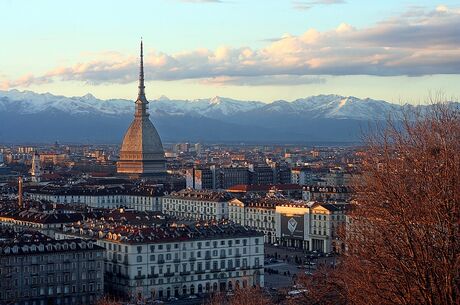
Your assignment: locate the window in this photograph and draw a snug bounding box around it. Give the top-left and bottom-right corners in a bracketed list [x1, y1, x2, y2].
[150, 255, 155, 262]
[137, 256, 142, 263]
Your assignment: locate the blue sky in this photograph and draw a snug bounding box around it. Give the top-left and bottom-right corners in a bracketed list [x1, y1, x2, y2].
[1, 0, 459, 103]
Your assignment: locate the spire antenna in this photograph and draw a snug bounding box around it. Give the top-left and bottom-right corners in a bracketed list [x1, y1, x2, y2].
[138, 38, 145, 99]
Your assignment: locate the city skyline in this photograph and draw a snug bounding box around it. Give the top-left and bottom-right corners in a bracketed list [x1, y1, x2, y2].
[1, 0, 460, 104]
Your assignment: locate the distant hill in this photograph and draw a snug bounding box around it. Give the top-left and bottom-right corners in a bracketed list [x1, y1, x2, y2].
[0, 90, 454, 144]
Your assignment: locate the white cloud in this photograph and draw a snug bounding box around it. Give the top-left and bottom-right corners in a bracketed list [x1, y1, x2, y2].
[2, 5, 459, 89]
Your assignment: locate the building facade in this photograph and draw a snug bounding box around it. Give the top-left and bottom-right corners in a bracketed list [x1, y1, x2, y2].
[0, 228, 104, 305]
[275, 202, 349, 252]
[161, 190, 232, 220]
[55, 222, 264, 301]
[25, 184, 163, 212]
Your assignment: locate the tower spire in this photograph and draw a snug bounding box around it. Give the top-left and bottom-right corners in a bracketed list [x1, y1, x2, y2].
[135, 39, 149, 118]
[138, 39, 145, 99]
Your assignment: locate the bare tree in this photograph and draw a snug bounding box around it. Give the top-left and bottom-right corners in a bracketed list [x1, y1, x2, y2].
[341, 103, 460, 305]
[293, 102, 459, 305]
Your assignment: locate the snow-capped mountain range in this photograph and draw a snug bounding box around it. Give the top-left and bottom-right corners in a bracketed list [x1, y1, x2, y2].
[0, 89, 399, 120]
[0, 90, 451, 143]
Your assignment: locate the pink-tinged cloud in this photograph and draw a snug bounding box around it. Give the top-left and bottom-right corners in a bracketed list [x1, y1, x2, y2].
[2, 5, 460, 89]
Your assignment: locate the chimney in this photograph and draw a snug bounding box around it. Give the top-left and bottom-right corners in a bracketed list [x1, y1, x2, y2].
[18, 176, 23, 208]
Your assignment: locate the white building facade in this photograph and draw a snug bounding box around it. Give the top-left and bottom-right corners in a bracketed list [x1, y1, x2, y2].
[55, 222, 264, 301]
[26, 190, 162, 211]
[161, 190, 231, 220]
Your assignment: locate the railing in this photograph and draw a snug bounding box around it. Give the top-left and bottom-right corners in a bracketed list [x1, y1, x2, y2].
[158, 259, 165, 264]
[180, 271, 191, 276]
[164, 272, 175, 277]
[189, 257, 196, 261]
[173, 259, 181, 263]
[134, 275, 145, 280]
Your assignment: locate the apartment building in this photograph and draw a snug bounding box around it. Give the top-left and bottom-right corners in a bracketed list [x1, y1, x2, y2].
[55, 221, 264, 301]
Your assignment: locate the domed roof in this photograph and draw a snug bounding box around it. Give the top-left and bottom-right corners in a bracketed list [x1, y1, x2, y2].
[120, 116, 165, 160]
[117, 40, 166, 176]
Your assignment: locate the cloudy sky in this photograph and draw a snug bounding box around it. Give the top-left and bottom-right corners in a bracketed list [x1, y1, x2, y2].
[1, 0, 459, 103]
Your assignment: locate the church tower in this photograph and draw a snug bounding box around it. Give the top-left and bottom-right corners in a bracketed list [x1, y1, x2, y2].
[117, 41, 166, 178]
[31, 152, 41, 183]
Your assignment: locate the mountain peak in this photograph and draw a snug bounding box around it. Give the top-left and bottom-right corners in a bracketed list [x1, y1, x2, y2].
[210, 96, 222, 105]
[82, 93, 96, 100]
[157, 95, 170, 101]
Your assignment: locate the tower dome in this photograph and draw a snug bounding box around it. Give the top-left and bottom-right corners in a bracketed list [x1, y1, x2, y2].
[117, 41, 166, 177]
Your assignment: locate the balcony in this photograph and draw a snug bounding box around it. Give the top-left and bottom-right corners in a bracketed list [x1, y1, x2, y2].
[226, 267, 236, 271]
[189, 257, 196, 261]
[220, 254, 226, 259]
[164, 272, 175, 277]
[134, 275, 146, 280]
[180, 271, 191, 276]
[173, 259, 181, 263]
[195, 270, 205, 274]
[157, 259, 165, 264]
[205, 255, 212, 260]
[235, 253, 241, 257]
